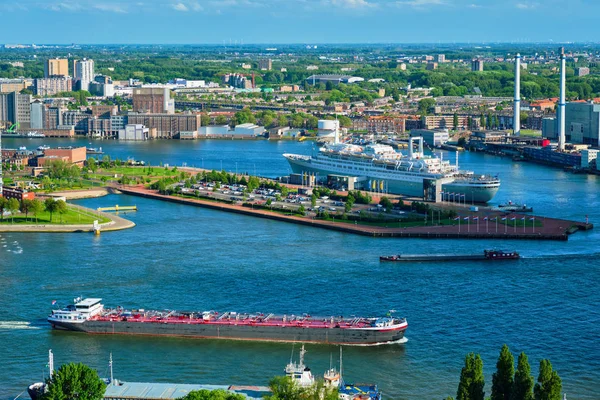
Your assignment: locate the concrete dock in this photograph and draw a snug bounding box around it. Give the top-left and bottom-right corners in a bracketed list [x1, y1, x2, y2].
[116, 185, 591, 241]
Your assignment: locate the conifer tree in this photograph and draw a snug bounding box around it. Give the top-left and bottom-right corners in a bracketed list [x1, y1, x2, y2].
[533, 360, 562, 400]
[491, 345, 514, 400]
[457, 353, 485, 400]
[512, 352, 534, 400]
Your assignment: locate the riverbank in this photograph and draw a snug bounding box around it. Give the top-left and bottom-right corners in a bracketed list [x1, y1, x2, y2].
[0, 203, 135, 233]
[116, 185, 591, 240]
[46, 188, 114, 199]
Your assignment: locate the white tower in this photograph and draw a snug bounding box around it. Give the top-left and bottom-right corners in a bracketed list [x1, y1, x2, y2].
[558, 48, 566, 151]
[514, 54, 521, 136]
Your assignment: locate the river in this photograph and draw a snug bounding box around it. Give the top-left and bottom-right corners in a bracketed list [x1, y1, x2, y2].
[0, 138, 598, 399]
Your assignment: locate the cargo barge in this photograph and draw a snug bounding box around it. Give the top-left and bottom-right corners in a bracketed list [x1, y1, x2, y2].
[48, 298, 408, 345]
[380, 250, 520, 262]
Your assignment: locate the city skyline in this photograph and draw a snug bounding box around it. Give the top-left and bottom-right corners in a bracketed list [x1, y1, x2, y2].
[0, 0, 598, 44]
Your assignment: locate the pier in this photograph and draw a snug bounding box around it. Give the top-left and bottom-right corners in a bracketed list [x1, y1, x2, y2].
[97, 205, 138, 212]
[115, 185, 591, 241]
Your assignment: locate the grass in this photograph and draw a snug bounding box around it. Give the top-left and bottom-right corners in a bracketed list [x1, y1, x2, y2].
[0, 205, 111, 225]
[518, 129, 542, 137]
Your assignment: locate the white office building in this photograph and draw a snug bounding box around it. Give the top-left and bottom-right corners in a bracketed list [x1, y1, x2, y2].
[74, 58, 95, 91]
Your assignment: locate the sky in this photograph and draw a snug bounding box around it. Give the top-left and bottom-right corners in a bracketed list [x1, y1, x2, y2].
[0, 0, 598, 44]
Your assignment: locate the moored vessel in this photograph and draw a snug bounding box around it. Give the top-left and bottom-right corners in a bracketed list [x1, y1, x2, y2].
[380, 250, 520, 262]
[48, 298, 408, 345]
[284, 134, 500, 203]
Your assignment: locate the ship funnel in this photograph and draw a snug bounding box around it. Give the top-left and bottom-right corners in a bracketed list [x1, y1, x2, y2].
[514, 53, 521, 136]
[408, 137, 414, 159]
[558, 48, 566, 151]
[417, 137, 424, 157]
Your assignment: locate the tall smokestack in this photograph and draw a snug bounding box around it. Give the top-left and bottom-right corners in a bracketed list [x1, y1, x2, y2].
[514, 53, 521, 136]
[558, 47, 566, 151]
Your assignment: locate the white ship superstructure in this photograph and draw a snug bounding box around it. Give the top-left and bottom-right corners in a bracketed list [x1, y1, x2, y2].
[284, 136, 500, 203]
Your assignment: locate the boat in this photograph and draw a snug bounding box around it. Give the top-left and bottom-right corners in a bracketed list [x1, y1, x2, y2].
[86, 147, 103, 155]
[37, 145, 50, 151]
[287, 345, 382, 400]
[27, 350, 54, 399]
[19, 146, 27, 151]
[380, 250, 520, 262]
[324, 348, 382, 400]
[283, 134, 500, 203]
[48, 298, 408, 345]
[497, 201, 533, 212]
[26, 131, 45, 138]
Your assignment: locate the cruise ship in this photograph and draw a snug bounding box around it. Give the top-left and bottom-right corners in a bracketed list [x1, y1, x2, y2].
[284, 136, 500, 203]
[48, 298, 408, 345]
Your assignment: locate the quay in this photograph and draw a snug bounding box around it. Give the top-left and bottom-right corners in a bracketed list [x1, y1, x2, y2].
[116, 185, 591, 241]
[97, 205, 138, 212]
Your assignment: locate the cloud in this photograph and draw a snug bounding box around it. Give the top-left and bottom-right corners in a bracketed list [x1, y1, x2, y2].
[329, 0, 376, 8]
[171, 1, 204, 11]
[395, 0, 448, 7]
[516, 2, 538, 9]
[93, 3, 127, 13]
[171, 2, 188, 11]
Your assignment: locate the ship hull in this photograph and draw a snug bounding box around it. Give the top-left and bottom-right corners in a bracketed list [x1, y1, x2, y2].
[286, 156, 499, 202]
[49, 320, 407, 345]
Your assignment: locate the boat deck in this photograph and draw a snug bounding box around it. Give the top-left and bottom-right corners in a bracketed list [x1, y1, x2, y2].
[91, 311, 405, 330]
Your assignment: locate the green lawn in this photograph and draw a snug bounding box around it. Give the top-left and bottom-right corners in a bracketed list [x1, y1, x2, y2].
[0, 206, 111, 225]
[518, 129, 542, 137]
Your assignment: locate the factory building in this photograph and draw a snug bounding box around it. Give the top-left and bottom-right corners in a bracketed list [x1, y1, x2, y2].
[305, 75, 364, 85]
[542, 102, 600, 146]
[132, 88, 174, 114]
[410, 129, 449, 147]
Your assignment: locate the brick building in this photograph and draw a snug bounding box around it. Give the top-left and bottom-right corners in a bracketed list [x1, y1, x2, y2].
[127, 113, 201, 139]
[132, 88, 174, 114]
[2, 187, 35, 201]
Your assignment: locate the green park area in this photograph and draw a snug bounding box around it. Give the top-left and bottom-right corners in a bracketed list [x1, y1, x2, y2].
[0, 198, 110, 225]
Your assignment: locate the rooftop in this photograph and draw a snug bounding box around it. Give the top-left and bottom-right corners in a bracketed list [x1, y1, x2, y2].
[103, 382, 270, 400]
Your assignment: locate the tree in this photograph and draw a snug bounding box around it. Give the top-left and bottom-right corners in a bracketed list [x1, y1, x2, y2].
[512, 352, 534, 400]
[457, 353, 485, 400]
[178, 389, 245, 400]
[45, 198, 58, 222]
[491, 345, 514, 400]
[480, 114, 485, 128]
[277, 114, 289, 127]
[216, 115, 228, 125]
[42, 362, 106, 400]
[87, 157, 97, 173]
[0, 197, 7, 222]
[453, 112, 459, 130]
[417, 98, 436, 115]
[30, 199, 44, 224]
[379, 196, 393, 212]
[21, 199, 33, 222]
[533, 360, 562, 400]
[7, 198, 19, 224]
[298, 204, 306, 216]
[56, 200, 68, 223]
[311, 194, 317, 208]
[200, 113, 211, 127]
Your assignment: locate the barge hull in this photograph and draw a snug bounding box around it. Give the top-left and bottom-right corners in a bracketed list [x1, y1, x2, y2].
[49, 320, 407, 345]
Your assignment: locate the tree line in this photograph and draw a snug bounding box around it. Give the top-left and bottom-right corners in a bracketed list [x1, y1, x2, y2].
[448, 345, 562, 400]
[0, 197, 68, 223]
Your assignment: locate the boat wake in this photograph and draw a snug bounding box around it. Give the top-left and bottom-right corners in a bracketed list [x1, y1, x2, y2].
[0, 321, 41, 330]
[347, 336, 408, 347]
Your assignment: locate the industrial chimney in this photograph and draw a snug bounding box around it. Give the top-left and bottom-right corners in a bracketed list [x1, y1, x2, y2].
[514, 53, 521, 136]
[558, 47, 566, 151]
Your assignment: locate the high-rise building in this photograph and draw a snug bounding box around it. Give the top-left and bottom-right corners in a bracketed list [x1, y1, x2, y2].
[74, 58, 95, 91]
[437, 54, 446, 63]
[0, 92, 32, 128]
[45, 58, 69, 78]
[576, 67, 590, 77]
[132, 87, 174, 114]
[30, 101, 44, 129]
[471, 59, 484, 72]
[259, 59, 272, 71]
[35, 77, 73, 96]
